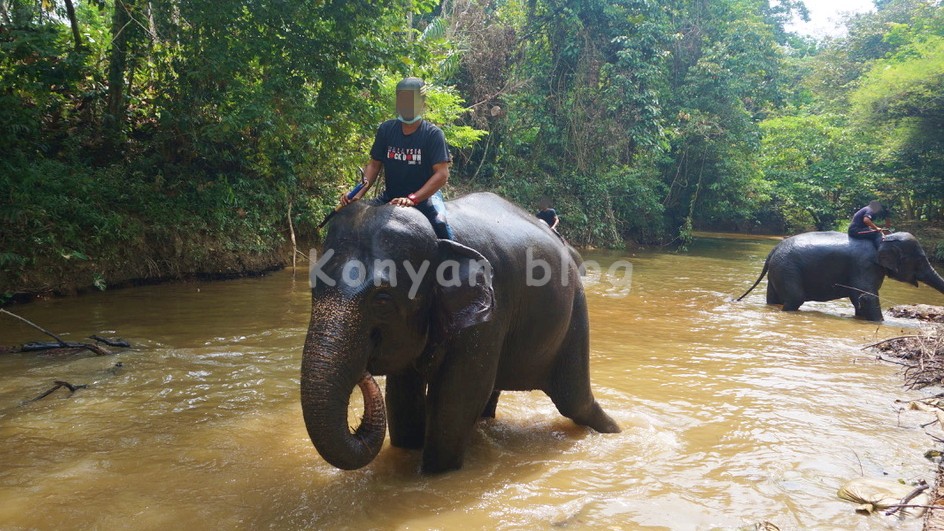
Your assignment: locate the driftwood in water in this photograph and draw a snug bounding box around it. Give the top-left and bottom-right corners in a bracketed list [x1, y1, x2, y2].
[23, 380, 88, 404]
[0, 308, 126, 355]
[870, 325, 944, 389]
[89, 335, 131, 348]
[889, 304, 944, 323]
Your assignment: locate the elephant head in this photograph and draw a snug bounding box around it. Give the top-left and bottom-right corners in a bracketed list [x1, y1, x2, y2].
[301, 203, 494, 470]
[877, 232, 944, 293]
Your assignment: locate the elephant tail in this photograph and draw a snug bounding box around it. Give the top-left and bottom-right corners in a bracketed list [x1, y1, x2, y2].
[735, 258, 769, 302]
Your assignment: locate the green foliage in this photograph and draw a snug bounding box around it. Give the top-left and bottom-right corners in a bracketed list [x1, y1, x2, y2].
[0, 0, 489, 293]
[3, 0, 943, 298]
[759, 114, 874, 230]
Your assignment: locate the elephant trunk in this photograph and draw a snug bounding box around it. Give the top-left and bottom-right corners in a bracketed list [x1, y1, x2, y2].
[300, 298, 386, 470]
[918, 261, 944, 295]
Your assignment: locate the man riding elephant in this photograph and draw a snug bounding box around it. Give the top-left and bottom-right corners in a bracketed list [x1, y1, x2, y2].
[340, 77, 455, 240]
[848, 200, 891, 247]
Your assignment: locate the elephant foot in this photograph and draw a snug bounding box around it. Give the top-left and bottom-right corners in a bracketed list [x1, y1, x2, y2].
[421, 448, 464, 475]
[389, 434, 424, 450]
[582, 403, 621, 434]
[480, 390, 500, 419]
[561, 400, 621, 434]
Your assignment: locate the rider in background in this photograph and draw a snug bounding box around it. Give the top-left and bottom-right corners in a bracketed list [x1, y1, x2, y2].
[848, 200, 891, 247]
[537, 200, 559, 231]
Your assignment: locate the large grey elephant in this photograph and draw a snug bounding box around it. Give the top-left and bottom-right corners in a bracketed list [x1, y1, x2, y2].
[302, 192, 619, 474]
[736, 231, 944, 321]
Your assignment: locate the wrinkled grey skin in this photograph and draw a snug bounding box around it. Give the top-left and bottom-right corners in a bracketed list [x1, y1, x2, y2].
[737, 232, 944, 321]
[301, 192, 620, 474]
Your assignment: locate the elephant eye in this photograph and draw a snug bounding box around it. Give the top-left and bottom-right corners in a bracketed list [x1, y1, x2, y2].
[374, 292, 392, 304]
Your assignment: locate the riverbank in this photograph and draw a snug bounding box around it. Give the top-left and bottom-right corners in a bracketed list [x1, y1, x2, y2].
[4, 220, 942, 306]
[0, 227, 291, 305]
[867, 318, 944, 528]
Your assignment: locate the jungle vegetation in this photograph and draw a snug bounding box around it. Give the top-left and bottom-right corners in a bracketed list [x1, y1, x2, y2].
[1, 0, 942, 296]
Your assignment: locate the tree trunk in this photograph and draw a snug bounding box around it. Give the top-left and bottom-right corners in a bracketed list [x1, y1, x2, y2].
[106, 0, 135, 143]
[63, 0, 83, 50]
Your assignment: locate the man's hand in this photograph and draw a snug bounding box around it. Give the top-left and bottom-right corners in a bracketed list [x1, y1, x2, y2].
[340, 189, 363, 206]
[390, 197, 416, 207]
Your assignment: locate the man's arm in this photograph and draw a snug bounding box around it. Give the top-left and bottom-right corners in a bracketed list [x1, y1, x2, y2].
[390, 161, 449, 206]
[862, 215, 889, 233]
[340, 159, 382, 205]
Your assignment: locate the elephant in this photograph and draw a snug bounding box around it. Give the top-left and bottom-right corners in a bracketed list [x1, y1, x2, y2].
[736, 231, 944, 321]
[301, 192, 620, 474]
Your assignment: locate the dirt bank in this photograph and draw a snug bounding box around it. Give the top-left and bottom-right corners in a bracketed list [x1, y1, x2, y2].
[868, 317, 944, 528]
[0, 235, 295, 305]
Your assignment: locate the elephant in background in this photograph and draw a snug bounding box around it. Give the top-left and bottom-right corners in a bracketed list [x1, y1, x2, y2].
[301, 192, 619, 474]
[736, 231, 944, 321]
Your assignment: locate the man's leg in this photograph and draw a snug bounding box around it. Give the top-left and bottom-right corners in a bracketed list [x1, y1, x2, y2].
[849, 228, 883, 248]
[414, 191, 455, 240]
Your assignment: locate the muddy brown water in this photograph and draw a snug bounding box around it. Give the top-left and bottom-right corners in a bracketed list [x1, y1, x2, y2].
[2, 233, 944, 529]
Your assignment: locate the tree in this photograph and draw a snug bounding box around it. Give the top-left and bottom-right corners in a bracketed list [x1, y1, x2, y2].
[759, 114, 874, 230]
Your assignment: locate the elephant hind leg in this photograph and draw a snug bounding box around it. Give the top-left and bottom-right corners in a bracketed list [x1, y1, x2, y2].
[766, 283, 782, 305]
[546, 296, 620, 434]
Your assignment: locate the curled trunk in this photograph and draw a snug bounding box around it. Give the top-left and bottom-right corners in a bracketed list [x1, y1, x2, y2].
[918, 261, 944, 295]
[300, 299, 386, 470]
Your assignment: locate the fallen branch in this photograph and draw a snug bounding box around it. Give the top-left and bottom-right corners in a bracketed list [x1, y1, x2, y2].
[877, 355, 913, 368]
[0, 308, 112, 356]
[0, 308, 68, 344]
[885, 481, 929, 516]
[881, 504, 943, 512]
[23, 380, 88, 404]
[862, 336, 924, 350]
[89, 335, 130, 348]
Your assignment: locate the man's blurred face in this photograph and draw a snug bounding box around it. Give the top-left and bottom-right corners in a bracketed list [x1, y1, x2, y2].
[396, 90, 414, 120]
[396, 90, 422, 120]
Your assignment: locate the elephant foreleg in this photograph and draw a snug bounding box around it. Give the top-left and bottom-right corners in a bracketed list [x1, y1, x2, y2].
[480, 390, 500, 419]
[851, 293, 884, 322]
[422, 339, 501, 474]
[386, 370, 426, 450]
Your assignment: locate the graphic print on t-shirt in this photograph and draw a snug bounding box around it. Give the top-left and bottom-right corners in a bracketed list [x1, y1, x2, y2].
[386, 146, 422, 165]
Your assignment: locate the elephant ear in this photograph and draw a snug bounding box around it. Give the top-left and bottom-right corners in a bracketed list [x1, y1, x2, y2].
[877, 241, 901, 273]
[431, 240, 495, 338]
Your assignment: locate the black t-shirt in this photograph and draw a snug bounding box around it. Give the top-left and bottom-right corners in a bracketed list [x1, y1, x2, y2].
[369, 119, 451, 198]
[849, 205, 884, 233]
[537, 208, 557, 226]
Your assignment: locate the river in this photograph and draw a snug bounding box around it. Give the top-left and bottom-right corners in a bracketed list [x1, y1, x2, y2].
[2, 233, 944, 529]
